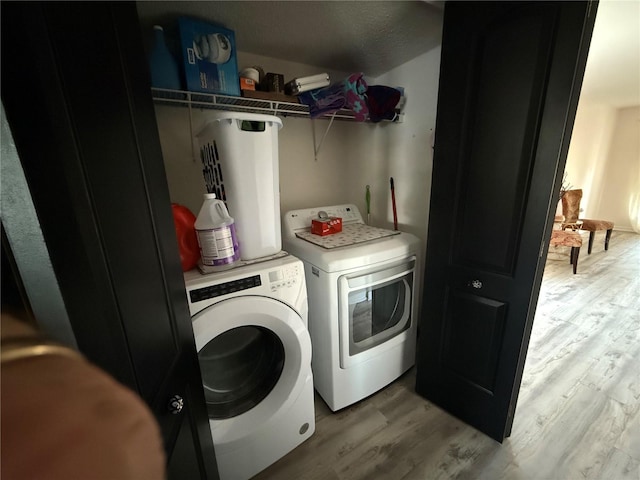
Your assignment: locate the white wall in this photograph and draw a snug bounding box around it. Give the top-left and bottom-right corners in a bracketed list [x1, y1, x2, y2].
[600, 106, 640, 232]
[155, 48, 442, 248]
[564, 103, 616, 215]
[564, 104, 640, 232]
[364, 47, 442, 245]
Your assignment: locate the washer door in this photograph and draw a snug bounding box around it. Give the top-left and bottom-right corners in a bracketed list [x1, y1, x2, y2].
[192, 295, 311, 447]
[199, 324, 284, 420]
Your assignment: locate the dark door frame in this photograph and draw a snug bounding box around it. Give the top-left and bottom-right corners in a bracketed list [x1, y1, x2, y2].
[1, 2, 218, 478]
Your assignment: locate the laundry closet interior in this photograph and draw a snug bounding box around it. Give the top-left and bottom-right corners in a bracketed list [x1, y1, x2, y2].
[135, 2, 444, 479]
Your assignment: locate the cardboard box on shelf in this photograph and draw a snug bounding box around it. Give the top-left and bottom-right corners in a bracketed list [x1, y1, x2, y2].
[177, 17, 240, 96]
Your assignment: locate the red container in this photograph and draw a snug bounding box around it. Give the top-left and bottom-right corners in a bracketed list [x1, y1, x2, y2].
[311, 217, 342, 236]
[171, 204, 200, 271]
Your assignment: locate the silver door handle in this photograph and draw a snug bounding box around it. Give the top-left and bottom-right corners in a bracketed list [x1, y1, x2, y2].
[168, 395, 184, 414]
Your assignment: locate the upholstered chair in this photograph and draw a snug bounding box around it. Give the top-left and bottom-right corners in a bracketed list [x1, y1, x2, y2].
[549, 230, 582, 274]
[579, 219, 614, 254]
[560, 188, 615, 254]
[561, 189, 582, 224]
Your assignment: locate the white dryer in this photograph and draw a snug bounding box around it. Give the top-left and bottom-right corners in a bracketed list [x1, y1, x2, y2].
[283, 204, 421, 411]
[184, 255, 314, 480]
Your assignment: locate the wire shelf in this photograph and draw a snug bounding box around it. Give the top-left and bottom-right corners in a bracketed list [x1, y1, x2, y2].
[151, 88, 361, 121]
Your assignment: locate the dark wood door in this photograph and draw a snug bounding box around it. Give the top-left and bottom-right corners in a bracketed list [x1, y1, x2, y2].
[1, 3, 218, 478]
[415, 1, 596, 442]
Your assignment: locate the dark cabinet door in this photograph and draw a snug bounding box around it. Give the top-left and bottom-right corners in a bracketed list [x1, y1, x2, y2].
[415, 1, 596, 442]
[1, 2, 217, 477]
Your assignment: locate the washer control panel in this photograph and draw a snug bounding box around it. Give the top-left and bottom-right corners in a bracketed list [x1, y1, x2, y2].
[190, 275, 261, 303]
[268, 263, 302, 292]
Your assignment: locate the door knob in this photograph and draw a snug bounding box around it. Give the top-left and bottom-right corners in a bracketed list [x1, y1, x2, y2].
[168, 395, 184, 414]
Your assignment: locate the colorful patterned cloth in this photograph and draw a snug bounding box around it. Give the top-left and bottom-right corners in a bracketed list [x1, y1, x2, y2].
[343, 73, 368, 121]
[298, 72, 369, 121]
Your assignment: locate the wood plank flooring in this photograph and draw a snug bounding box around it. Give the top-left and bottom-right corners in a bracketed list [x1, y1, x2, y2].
[254, 230, 640, 480]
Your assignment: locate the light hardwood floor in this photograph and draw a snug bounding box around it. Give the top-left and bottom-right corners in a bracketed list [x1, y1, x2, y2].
[254, 230, 640, 480]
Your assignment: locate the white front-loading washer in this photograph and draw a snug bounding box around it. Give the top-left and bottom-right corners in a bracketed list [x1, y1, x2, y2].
[184, 255, 315, 480]
[283, 204, 421, 412]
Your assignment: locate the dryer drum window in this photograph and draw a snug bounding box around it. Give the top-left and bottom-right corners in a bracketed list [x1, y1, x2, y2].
[348, 274, 413, 356]
[198, 325, 285, 419]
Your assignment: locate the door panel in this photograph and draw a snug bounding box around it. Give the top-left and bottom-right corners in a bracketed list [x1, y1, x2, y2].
[416, 1, 596, 442]
[441, 291, 507, 393]
[455, 7, 554, 272]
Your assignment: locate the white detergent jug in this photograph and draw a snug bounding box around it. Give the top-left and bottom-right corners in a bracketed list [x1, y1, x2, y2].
[195, 193, 240, 270]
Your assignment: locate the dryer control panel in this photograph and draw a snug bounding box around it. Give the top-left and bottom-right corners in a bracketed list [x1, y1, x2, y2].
[283, 204, 363, 234]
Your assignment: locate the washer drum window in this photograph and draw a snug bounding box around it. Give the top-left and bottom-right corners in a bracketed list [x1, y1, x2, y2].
[199, 325, 285, 419]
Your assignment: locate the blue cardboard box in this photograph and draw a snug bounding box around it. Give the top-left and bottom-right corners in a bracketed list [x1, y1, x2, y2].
[177, 17, 240, 96]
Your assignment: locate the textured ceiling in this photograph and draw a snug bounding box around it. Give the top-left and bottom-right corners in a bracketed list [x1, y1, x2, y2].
[136, 1, 444, 77]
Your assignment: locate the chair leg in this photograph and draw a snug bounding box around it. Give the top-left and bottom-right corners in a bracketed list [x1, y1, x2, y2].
[571, 246, 579, 274]
[605, 229, 612, 251]
[588, 231, 595, 254]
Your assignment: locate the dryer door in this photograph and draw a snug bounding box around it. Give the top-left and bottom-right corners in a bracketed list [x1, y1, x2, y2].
[338, 257, 417, 369]
[191, 295, 311, 448]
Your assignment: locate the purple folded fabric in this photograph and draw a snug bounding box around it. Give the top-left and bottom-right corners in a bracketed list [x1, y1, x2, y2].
[299, 73, 370, 120]
[298, 83, 346, 118]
